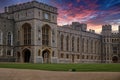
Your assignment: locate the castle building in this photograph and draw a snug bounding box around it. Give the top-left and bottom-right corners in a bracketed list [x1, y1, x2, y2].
[0, 1, 120, 63]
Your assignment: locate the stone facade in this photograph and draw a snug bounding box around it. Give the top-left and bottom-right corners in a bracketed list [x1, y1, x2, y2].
[0, 1, 120, 63]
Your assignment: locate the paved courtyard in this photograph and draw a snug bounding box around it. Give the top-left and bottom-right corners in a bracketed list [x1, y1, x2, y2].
[0, 68, 120, 80]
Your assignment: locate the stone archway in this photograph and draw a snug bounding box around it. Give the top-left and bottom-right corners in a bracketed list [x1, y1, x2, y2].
[42, 50, 50, 63]
[112, 56, 118, 63]
[22, 49, 31, 63]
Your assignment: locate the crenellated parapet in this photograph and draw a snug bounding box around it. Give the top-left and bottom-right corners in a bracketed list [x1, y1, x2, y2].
[102, 25, 112, 31]
[72, 22, 87, 31]
[6, 1, 57, 14]
[101, 25, 112, 36]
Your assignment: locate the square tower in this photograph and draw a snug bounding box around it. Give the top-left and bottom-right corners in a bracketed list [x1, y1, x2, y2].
[4, 0, 58, 63]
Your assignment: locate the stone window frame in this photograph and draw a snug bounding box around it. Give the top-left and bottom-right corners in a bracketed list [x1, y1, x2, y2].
[77, 55, 80, 59]
[66, 54, 69, 59]
[0, 30, 3, 44]
[0, 49, 3, 56]
[52, 51, 54, 57]
[22, 23, 31, 45]
[7, 32, 13, 45]
[38, 50, 41, 56]
[77, 37, 79, 52]
[60, 53, 64, 58]
[6, 50, 11, 56]
[66, 35, 69, 51]
[61, 35, 64, 51]
[42, 24, 51, 46]
[72, 37, 74, 51]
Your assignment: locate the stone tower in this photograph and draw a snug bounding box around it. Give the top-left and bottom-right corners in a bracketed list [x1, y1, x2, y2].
[101, 25, 112, 63]
[101, 25, 112, 36]
[4, 0, 58, 63]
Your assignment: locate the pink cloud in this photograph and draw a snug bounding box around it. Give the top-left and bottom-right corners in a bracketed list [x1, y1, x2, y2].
[77, 0, 80, 3]
[56, 0, 98, 24]
[52, 0, 119, 33]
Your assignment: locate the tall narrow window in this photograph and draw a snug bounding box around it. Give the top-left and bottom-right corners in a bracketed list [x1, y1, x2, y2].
[86, 39, 88, 53]
[22, 23, 31, 45]
[0, 49, 3, 56]
[38, 50, 41, 56]
[91, 40, 93, 53]
[77, 38, 79, 52]
[26, 12, 27, 16]
[72, 37, 74, 51]
[0, 31, 3, 44]
[18, 31, 20, 40]
[61, 35, 64, 50]
[82, 38, 84, 52]
[66, 36, 69, 51]
[39, 12, 40, 16]
[42, 24, 51, 46]
[7, 50, 11, 56]
[66, 54, 69, 58]
[7, 32, 12, 45]
[60, 53, 64, 58]
[52, 51, 54, 57]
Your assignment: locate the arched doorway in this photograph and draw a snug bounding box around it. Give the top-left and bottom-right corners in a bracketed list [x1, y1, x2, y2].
[112, 56, 118, 63]
[42, 50, 50, 63]
[22, 49, 31, 63]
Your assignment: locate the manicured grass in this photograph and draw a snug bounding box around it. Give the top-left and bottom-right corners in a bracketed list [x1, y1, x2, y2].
[0, 63, 120, 72]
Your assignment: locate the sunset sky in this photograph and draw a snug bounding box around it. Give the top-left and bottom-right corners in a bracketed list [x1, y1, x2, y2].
[0, 0, 120, 33]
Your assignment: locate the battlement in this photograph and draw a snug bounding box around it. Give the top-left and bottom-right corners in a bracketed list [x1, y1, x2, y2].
[102, 25, 112, 31]
[5, 0, 57, 14]
[72, 22, 87, 31]
[89, 29, 95, 33]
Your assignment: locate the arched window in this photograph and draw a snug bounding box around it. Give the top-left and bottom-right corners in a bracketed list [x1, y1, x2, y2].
[22, 23, 31, 45]
[0, 31, 3, 44]
[66, 36, 69, 51]
[77, 38, 79, 52]
[7, 32, 12, 45]
[61, 35, 64, 50]
[42, 24, 51, 46]
[72, 37, 74, 51]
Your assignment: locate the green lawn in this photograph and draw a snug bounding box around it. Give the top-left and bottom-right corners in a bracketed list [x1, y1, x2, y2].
[0, 63, 120, 72]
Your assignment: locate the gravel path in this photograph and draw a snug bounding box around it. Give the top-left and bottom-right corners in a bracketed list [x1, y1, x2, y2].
[0, 68, 120, 80]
